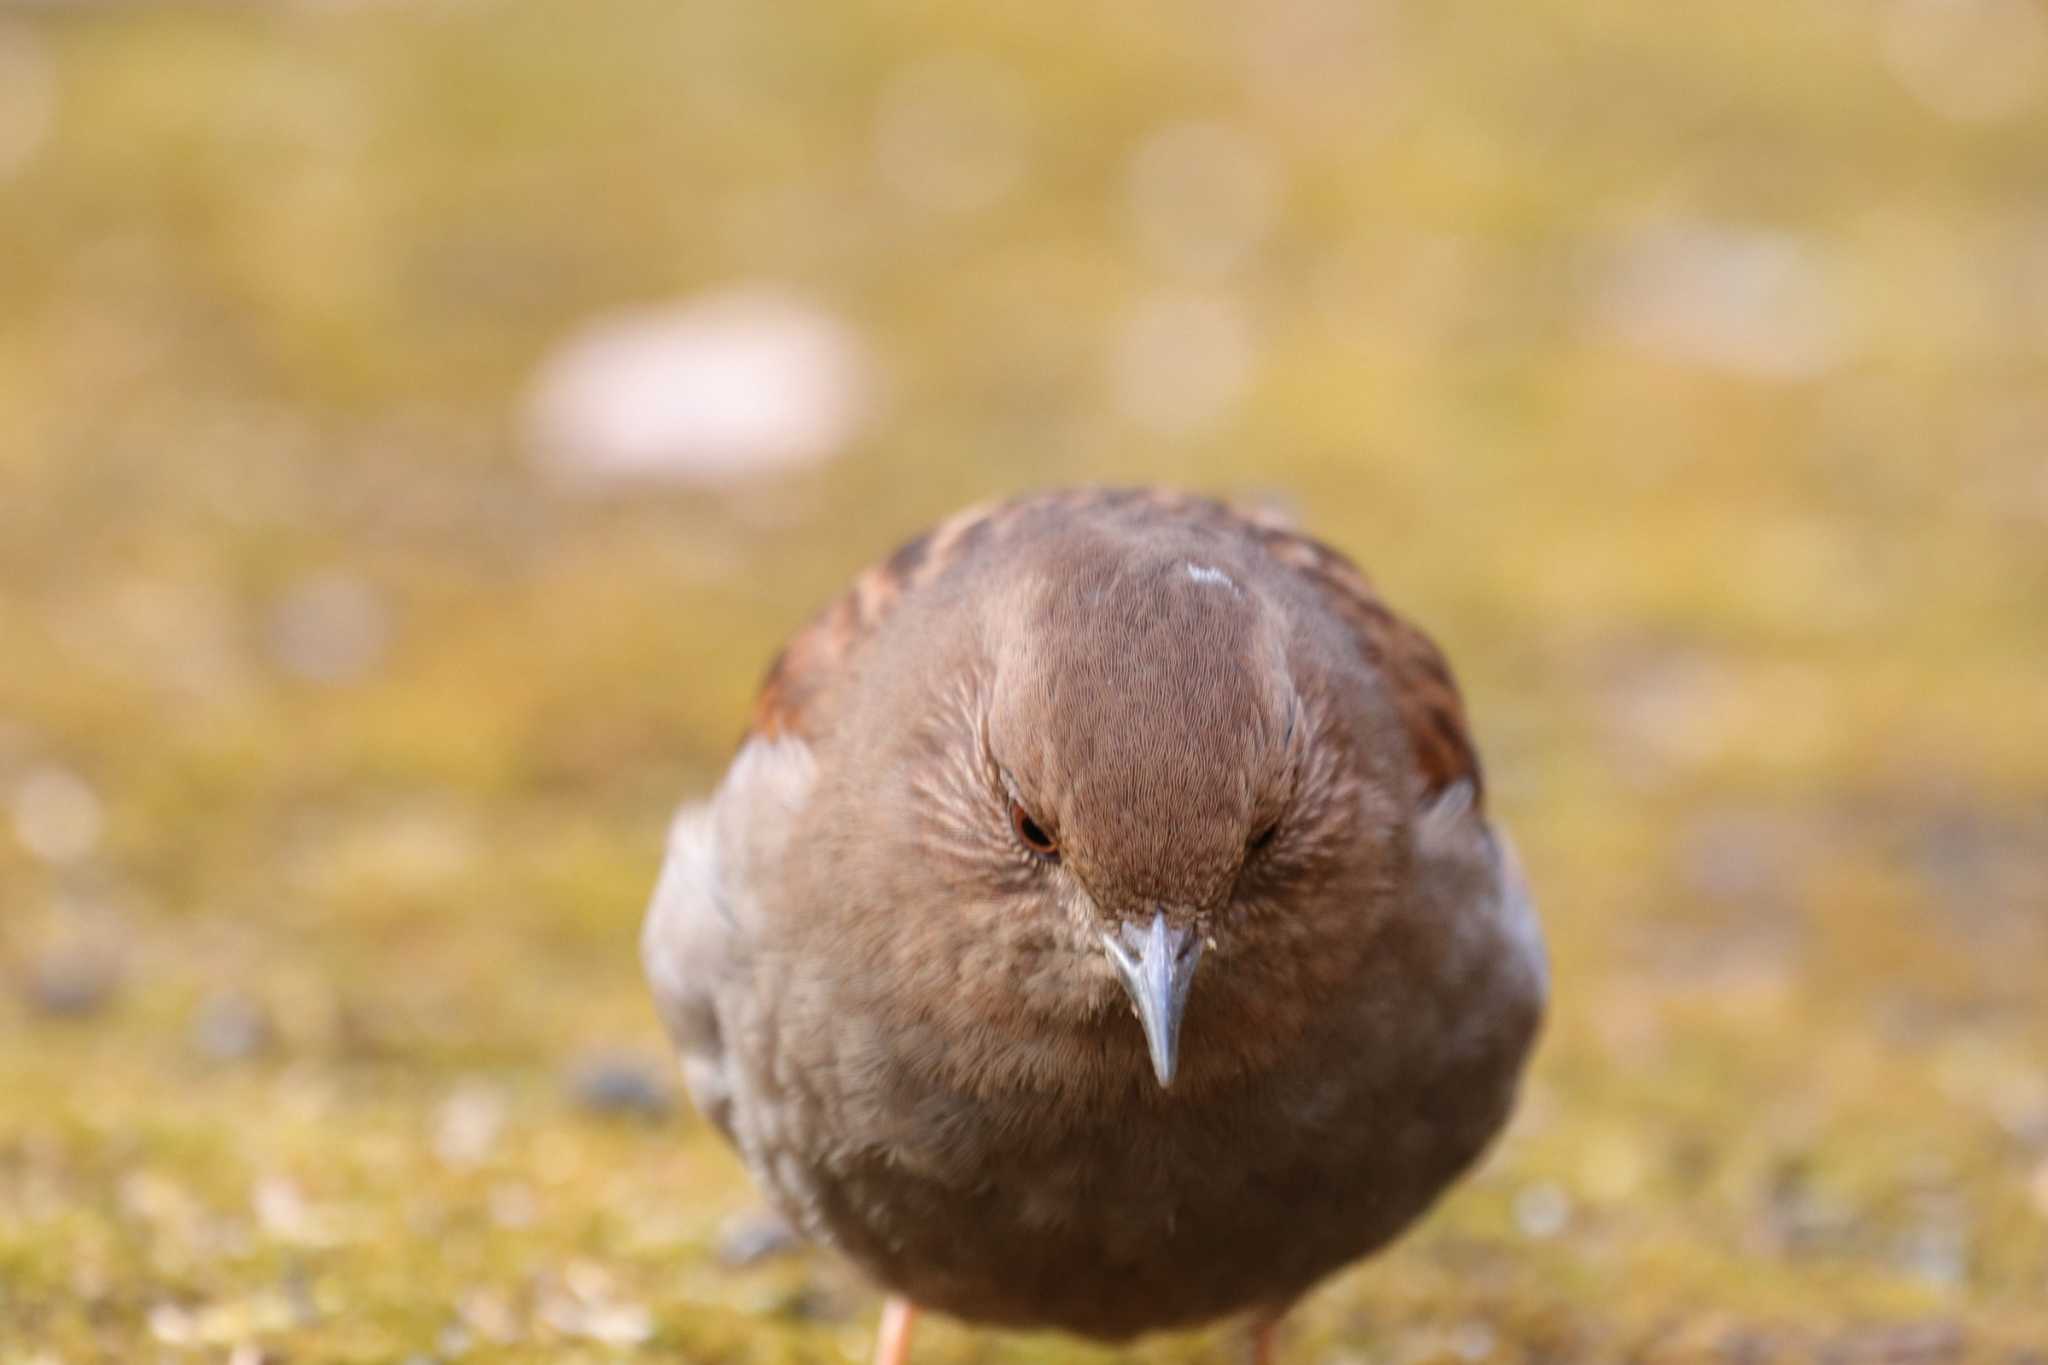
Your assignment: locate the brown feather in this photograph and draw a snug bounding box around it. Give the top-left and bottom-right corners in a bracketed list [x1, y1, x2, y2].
[649, 485, 1544, 1345]
[748, 489, 1482, 805]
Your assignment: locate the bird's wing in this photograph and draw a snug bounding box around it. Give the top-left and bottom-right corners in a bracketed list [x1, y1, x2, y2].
[1227, 509, 1486, 808]
[748, 489, 1482, 807]
[1412, 778, 1548, 1034]
[747, 497, 1003, 742]
[1242, 508, 1533, 1005]
[642, 736, 817, 1142]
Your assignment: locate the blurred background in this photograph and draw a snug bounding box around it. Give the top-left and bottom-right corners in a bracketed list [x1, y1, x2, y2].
[2, 0, 2046, 1360]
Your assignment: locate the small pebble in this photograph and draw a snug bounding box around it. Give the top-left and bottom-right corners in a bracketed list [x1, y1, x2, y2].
[1896, 1221, 1970, 1289]
[1513, 1181, 1572, 1240]
[537, 1263, 655, 1347]
[252, 1176, 339, 1248]
[192, 992, 274, 1062]
[25, 948, 120, 1019]
[434, 1083, 507, 1168]
[1449, 1320, 1498, 1361]
[9, 765, 104, 864]
[566, 1050, 675, 1120]
[577, 1302, 655, 1346]
[456, 1287, 521, 1344]
[773, 1281, 852, 1324]
[718, 1208, 802, 1267]
[147, 1303, 198, 1346]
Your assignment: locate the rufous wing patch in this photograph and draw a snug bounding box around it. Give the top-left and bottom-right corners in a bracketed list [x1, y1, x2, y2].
[1235, 513, 1483, 806]
[748, 500, 998, 741]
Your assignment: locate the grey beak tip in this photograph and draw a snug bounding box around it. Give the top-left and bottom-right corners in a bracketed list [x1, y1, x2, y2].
[1103, 911, 1203, 1091]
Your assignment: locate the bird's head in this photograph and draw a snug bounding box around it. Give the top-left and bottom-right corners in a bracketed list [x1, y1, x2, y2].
[983, 541, 1313, 1087]
[828, 519, 1409, 1094]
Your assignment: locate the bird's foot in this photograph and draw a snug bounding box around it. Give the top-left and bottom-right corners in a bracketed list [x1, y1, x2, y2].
[873, 1295, 920, 1365]
[1247, 1309, 1287, 1365]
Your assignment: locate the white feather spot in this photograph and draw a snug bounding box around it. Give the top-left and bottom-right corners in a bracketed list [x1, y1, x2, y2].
[1184, 562, 1235, 590]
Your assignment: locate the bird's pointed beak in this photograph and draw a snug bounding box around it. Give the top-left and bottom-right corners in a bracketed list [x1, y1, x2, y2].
[1102, 911, 1204, 1088]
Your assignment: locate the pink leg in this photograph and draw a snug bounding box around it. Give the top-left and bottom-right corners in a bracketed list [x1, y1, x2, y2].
[1248, 1310, 1285, 1365]
[874, 1295, 920, 1365]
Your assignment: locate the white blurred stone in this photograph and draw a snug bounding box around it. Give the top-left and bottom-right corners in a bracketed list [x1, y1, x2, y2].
[9, 765, 103, 864]
[0, 22, 54, 187]
[269, 571, 388, 685]
[433, 1082, 506, 1168]
[456, 1287, 522, 1344]
[1882, 0, 2046, 125]
[254, 1176, 308, 1241]
[1125, 120, 1283, 280]
[525, 289, 871, 487]
[1112, 289, 1255, 437]
[562, 1299, 654, 1347]
[1513, 1181, 1571, 1239]
[253, 1175, 340, 1247]
[565, 1048, 675, 1119]
[538, 1261, 654, 1347]
[0, 719, 31, 767]
[1449, 1321, 1499, 1362]
[1594, 224, 1845, 379]
[121, 1170, 198, 1227]
[148, 1303, 200, 1347]
[873, 53, 1033, 216]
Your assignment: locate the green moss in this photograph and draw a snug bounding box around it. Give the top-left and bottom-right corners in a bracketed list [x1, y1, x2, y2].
[2, 0, 2045, 1358]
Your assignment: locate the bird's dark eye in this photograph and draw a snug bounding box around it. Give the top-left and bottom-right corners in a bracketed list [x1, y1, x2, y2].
[1011, 801, 1059, 860]
[1249, 822, 1280, 856]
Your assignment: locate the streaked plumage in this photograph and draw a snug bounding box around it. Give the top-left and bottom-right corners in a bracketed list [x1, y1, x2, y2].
[644, 488, 1545, 1355]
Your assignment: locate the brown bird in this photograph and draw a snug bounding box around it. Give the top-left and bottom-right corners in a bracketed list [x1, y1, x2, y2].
[643, 489, 1546, 1362]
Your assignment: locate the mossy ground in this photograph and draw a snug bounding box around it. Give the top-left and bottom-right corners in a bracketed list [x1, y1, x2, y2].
[2, 1, 2046, 1360]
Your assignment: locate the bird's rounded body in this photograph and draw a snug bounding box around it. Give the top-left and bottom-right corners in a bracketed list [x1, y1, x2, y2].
[645, 489, 1545, 1345]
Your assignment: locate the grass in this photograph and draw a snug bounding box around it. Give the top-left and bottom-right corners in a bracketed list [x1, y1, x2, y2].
[2, 0, 2046, 1359]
